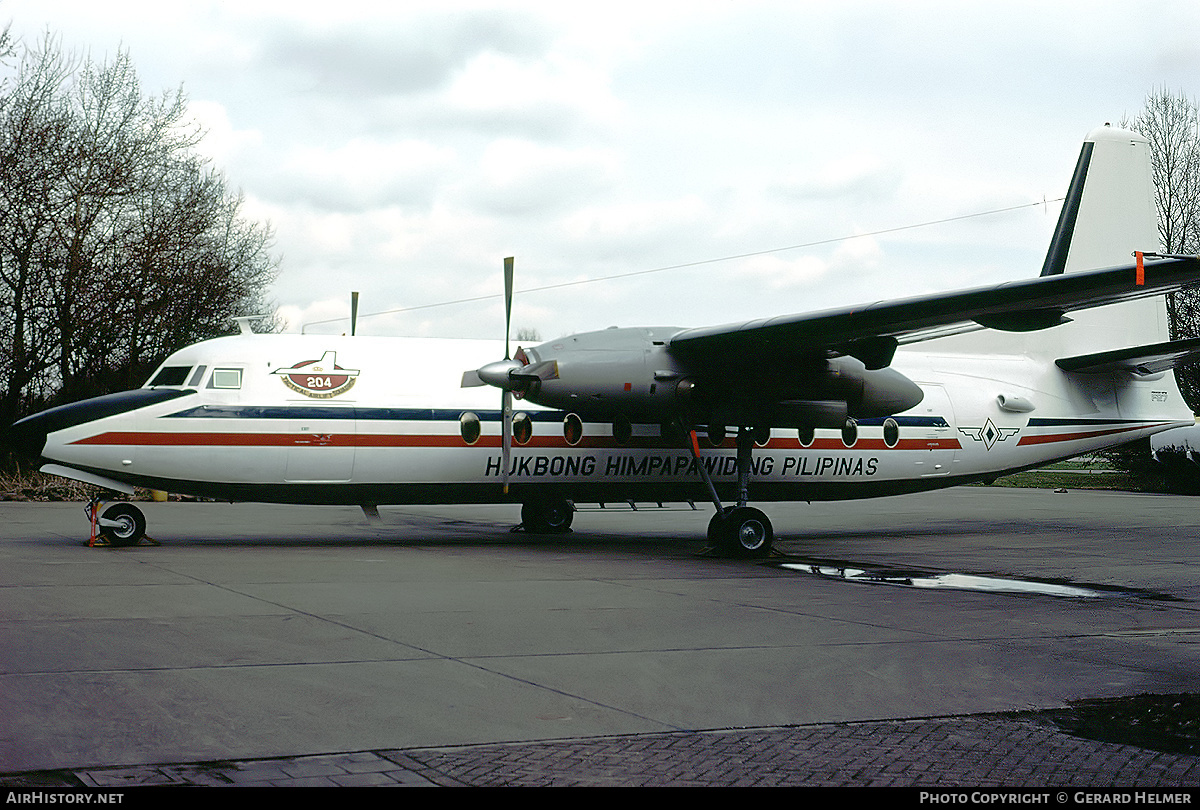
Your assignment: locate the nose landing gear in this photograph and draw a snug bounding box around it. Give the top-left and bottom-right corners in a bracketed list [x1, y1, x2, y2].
[88, 500, 150, 547]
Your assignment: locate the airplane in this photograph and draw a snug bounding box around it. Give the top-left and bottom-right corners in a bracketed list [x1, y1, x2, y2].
[9, 124, 1200, 557]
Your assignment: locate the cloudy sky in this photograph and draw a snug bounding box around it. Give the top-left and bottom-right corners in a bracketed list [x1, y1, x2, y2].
[4, 0, 1199, 342]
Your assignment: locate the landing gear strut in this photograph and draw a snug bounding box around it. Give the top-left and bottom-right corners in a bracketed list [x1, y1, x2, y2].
[687, 425, 774, 558]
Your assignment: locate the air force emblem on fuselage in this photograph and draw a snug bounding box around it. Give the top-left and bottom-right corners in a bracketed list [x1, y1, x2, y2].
[959, 419, 1021, 451]
[274, 351, 360, 398]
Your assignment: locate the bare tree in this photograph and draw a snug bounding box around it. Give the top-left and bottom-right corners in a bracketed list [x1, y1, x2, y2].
[1124, 88, 1200, 410]
[0, 33, 78, 420]
[0, 32, 279, 424]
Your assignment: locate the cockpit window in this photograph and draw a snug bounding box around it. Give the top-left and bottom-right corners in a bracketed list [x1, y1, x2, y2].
[187, 366, 207, 387]
[149, 366, 191, 387]
[208, 368, 243, 389]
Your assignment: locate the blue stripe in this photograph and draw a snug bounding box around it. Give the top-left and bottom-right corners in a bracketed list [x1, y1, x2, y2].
[163, 405, 568, 422]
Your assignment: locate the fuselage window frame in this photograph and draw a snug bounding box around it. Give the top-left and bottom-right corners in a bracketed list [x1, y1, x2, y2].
[841, 418, 858, 448]
[460, 412, 481, 445]
[187, 366, 208, 387]
[883, 417, 900, 449]
[148, 366, 192, 387]
[512, 412, 533, 445]
[208, 368, 243, 390]
[563, 413, 583, 446]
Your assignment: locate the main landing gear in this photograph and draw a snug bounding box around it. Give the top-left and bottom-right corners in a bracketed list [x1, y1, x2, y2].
[87, 499, 150, 547]
[520, 495, 575, 534]
[707, 505, 773, 558]
[687, 426, 774, 558]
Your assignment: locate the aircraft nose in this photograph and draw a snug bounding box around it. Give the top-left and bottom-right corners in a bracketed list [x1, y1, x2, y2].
[7, 412, 50, 460]
[5, 388, 195, 462]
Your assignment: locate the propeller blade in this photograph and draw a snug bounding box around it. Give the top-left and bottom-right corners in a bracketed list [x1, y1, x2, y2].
[503, 256, 514, 361]
[503, 257, 515, 494]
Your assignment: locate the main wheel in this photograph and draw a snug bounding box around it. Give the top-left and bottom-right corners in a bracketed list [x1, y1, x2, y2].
[521, 497, 574, 533]
[99, 503, 146, 547]
[710, 506, 773, 558]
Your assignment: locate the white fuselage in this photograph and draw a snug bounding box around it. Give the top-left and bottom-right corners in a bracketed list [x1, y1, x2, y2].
[34, 328, 1192, 506]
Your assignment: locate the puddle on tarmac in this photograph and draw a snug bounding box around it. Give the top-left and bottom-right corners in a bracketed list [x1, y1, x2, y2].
[779, 562, 1105, 598]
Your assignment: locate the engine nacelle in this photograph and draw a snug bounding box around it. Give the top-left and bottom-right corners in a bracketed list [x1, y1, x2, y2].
[511, 328, 924, 427]
[676, 356, 923, 427]
[830, 356, 925, 418]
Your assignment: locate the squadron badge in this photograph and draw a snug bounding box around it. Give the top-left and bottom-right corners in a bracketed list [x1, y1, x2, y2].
[274, 351, 360, 398]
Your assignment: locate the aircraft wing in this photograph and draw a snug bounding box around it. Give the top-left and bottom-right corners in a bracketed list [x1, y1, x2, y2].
[667, 255, 1200, 369]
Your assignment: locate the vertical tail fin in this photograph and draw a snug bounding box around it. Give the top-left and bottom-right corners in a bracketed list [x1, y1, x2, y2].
[1042, 125, 1168, 354]
[1040, 124, 1161, 278]
[927, 125, 1169, 358]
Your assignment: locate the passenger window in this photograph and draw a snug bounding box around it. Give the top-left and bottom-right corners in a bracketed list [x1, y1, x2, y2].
[883, 418, 900, 448]
[460, 412, 481, 445]
[209, 368, 243, 389]
[512, 412, 533, 445]
[841, 418, 858, 448]
[563, 413, 583, 446]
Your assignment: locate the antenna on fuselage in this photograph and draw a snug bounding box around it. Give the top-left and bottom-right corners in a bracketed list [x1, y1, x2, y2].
[232, 315, 271, 335]
[351, 291, 359, 336]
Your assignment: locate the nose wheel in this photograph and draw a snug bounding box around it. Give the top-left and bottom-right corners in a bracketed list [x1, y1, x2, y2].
[87, 501, 149, 547]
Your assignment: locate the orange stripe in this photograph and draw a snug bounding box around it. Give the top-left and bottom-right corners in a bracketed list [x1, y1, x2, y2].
[1017, 424, 1158, 446]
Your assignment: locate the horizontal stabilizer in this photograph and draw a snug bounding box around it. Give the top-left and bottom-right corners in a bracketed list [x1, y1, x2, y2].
[1056, 337, 1200, 375]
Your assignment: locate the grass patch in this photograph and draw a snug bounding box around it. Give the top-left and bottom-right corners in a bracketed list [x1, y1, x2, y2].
[0, 466, 94, 501]
[982, 470, 1141, 490]
[1039, 693, 1200, 756]
[973, 458, 1151, 491]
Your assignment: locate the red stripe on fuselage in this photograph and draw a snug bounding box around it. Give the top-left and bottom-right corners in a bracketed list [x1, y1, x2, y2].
[1016, 423, 1169, 446]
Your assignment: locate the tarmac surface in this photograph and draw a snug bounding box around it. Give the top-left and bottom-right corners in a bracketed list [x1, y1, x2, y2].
[2, 487, 1200, 788]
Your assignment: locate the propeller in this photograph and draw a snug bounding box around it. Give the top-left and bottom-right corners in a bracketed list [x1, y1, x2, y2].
[501, 257, 514, 494]
[460, 257, 559, 493]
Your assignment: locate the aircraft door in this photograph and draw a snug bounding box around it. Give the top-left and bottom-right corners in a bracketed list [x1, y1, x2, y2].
[284, 407, 356, 482]
[910, 384, 959, 477]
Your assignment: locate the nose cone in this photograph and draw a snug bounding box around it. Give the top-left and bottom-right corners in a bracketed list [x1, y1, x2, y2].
[6, 388, 195, 462]
[7, 412, 49, 460]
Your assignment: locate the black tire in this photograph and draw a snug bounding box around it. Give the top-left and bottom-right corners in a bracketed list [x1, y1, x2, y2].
[521, 497, 574, 533]
[711, 506, 773, 558]
[707, 508, 732, 545]
[99, 503, 146, 547]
